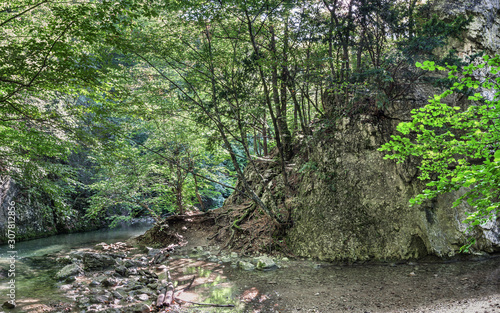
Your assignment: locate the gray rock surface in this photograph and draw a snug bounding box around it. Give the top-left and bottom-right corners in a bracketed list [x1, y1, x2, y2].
[56, 263, 82, 280]
[237, 260, 255, 271]
[255, 256, 277, 271]
[83, 252, 116, 270]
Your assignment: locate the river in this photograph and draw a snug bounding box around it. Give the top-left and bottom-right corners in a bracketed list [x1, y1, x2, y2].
[0, 221, 499, 313]
[0, 221, 153, 312]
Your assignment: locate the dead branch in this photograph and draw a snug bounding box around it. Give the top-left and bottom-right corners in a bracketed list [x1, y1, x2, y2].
[175, 298, 235, 308]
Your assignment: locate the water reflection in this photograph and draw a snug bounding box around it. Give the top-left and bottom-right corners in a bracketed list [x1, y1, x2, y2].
[0, 221, 153, 258]
[167, 259, 245, 312]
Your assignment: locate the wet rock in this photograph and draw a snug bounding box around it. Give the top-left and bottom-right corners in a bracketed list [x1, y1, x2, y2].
[238, 260, 255, 271]
[56, 256, 73, 265]
[192, 246, 204, 254]
[76, 296, 90, 305]
[65, 276, 77, 283]
[102, 277, 118, 287]
[128, 268, 138, 275]
[89, 280, 100, 287]
[83, 252, 116, 270]
[87, 304, 105, 312]
[68, 251, 85, 260]
[137, 287, 154, 296]
[112, 290, 125, 299]
[115, 265, 129, 277]
[147, 248, 161, 257]
[124, 281, 143, 291]
[124, 258, 147, 268]
[56, 263, 82, 280]
[139, 269, 157, 278]
[90, 294, 110, 304]
[95, 242, 108, 250]
[137, 293, 149, 301]
[123, 303, 151, 313]
[255, 256, 277, 271]
[208, 256, 219, 262]
[72, 282, 83, 288]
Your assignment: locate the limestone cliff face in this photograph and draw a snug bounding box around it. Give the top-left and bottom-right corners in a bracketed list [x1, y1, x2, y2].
[0, 176, 103, 244]
[435, 0, 500, 56]
[286, 114, 499, 261]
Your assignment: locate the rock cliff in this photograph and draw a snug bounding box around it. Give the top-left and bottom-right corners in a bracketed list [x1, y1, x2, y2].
[0, 177, 104, 243]
[225, 0, 500, 261]
[286, 114, 499, 261]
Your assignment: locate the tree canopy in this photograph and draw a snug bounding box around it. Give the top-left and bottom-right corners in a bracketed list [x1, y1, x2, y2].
[2, 0, 487, 233]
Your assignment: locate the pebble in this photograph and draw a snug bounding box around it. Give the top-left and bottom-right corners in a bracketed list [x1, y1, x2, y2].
[137, 293, 149, 301]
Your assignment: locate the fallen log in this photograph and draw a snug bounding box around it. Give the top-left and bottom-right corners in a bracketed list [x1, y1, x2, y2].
[163, 281, 174, 307]
[156, 288, 166, 307]
[161, 270, 174, 307]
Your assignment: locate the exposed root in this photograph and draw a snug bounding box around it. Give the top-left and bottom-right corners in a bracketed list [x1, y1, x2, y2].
[138, 202, 293, 257]
[210, 201, 292, 256]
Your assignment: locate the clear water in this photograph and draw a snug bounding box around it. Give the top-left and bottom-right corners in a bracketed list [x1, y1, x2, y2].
[0, 221, 153, 259]
[0, 221, 153, 312]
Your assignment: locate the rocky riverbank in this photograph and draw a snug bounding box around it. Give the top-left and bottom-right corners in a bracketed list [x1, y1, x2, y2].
[13, 240, 287, 313]
[3, 220, 499, 313]
[6, 238, 499, 313]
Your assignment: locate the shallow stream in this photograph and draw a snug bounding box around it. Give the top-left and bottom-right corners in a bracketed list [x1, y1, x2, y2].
[0, 221, 153, 312]
[0, 223, 499, 313]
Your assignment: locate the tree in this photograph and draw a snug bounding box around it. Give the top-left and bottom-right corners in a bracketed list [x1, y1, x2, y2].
[379, 55, 500, 248]
[0, 0, 155, 217]
[86, 61, 234, 222]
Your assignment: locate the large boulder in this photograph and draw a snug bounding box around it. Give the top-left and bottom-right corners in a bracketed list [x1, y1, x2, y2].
[237, 261, 255, 271]
[255, 256, 277, 271]
[286, 114, 500, 261]
[83, 252, 116, 270]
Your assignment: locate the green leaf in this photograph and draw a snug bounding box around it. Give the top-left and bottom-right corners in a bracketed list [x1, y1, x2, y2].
[495, 150, 500, 162]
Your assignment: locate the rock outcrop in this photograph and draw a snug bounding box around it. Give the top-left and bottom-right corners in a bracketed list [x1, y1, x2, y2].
[225, 0, 500, 261]
[0, 177, 103, 243]
[286, 114, 499, 261]
[435, 0, 500, 56]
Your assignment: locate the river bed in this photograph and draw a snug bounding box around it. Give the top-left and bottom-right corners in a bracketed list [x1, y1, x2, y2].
[0, 222, 499, 313]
